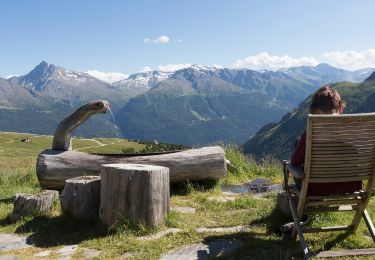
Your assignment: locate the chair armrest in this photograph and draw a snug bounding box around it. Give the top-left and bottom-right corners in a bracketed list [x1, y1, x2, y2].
[285, 161, 305, 179]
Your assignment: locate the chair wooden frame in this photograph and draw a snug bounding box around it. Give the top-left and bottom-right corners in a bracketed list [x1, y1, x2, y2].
[284, 112, 375, 259]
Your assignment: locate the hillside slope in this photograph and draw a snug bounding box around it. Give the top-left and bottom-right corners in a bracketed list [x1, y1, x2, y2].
[0, 62, 373, 141]
[116, 65, 373, 146]
[243, 72, 375, 159]
[116, 67, 291, 146]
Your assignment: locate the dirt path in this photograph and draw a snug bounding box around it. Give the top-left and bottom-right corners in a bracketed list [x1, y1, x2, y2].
[2, 132, 121, 152]
[73, 138, 121, 151]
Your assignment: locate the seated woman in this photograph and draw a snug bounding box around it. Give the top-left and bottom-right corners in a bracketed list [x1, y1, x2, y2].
[291, 85, 362, 195]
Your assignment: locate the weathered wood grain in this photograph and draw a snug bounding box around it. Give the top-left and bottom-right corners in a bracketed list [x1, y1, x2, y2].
[52, 100, 109, 151]
[36, 146, 227, 190]
[60, 176, 101, 220]
[11, 190, 59, 221]
[99, 164, 170, 228]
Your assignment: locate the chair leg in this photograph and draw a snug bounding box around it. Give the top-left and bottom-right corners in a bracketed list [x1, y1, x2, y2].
[287, 189, 311, 259]
[363, 210, 375, 243]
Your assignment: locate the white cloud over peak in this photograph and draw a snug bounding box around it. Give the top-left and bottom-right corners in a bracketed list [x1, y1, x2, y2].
[232, 52, 319, 70]
[86, 70, 129, 83]
[321, 49, 375, 70]
[157, 63, 192, 72]
[140, 66, 153, 73]
[144, 35, 170, 44]
[232, 49, 375, 71]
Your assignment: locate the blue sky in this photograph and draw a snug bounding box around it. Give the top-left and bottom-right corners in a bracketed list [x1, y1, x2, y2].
[1, 0, 375, 81]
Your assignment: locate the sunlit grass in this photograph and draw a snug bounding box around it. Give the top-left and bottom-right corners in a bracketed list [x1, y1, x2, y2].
[0, 132, 375, 259]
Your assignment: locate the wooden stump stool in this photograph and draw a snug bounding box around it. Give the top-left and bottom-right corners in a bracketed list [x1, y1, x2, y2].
[99, 164, 170, 228]
[60, 176, 101, 220]
[11, 190, 59, 222]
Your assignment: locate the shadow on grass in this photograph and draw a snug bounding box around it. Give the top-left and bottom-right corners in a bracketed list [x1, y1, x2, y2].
[14, 214, 107, 247]
[0, 197, 14, 204]
[250, 206, 293, 236]
[198, 232, 302, 260]
[170, 179, 218, 196]
[249, 206, 352, 258]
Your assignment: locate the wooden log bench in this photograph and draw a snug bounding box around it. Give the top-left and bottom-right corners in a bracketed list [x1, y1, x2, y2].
[99, 163, 170, 228]
[35, 100, 227, 190]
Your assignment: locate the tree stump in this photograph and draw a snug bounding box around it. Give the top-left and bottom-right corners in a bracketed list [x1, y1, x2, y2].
[11, 190, 59, 221]
[99, 164, 170, 228]
[60, 176, 101, 220]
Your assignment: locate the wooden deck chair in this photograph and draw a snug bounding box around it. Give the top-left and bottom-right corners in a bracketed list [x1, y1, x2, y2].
[283, 112, 375, 259]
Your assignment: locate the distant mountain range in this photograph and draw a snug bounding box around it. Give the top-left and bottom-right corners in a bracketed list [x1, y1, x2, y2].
[115, 64, 373, 145]
[0, 61, 373, 143]
[243, 71, 375, 159]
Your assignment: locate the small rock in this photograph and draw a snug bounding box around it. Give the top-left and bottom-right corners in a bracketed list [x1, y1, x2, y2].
[220, 180, 282, 196]
[34, 250, 51, 257]
[171, 206, 196, 213]
[221, 184, 248, 195]
[160, 239, 243, 260]
[207, 196, 236, 202]
[221, 191, 241, 196]
[245, 178, 273, 193]
[57, 245, 78, 258]
[137, 228, 181, 241]
[196, 225, 251, 233]
[120, 252, 135, 259]
[0, 256, 19, 260]
[83, 248, 101, 258]
[0, 233, 31, 251]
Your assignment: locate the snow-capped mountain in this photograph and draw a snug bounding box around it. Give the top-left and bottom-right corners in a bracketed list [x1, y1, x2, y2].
[10, 61, 101, 91]
[0, 61, 374, 143]
[112, 71, 172, 91]
[8, 61, 144, 110]
[115, 64, 374, 146]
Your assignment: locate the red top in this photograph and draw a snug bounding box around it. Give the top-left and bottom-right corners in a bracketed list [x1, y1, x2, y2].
[291, 130, 362, 196]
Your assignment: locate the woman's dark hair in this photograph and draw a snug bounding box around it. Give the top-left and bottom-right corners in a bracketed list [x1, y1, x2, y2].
[309, 85, 346, 114]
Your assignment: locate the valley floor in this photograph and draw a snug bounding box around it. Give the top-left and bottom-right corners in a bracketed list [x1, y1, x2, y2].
[0, 132, 375, 259]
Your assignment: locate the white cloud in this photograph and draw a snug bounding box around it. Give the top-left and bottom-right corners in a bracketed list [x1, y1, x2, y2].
[144, 35, 170, 44]
[157, 63, 192, 72]
[232, 52, 319, 70]
[154, 35, 170, 43]
[140, 66, 153, 73]
[86, 70, 129, 83]
[321, 49, 375, 70]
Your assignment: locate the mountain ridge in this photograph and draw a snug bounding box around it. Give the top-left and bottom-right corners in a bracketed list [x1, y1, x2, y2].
[243, 72, 375, 159]
[0, 61, 374, 142]
[115, 64, 374, 146]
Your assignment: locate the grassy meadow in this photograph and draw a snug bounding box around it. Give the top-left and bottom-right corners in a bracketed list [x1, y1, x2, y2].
[0, 132, 375, 259]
